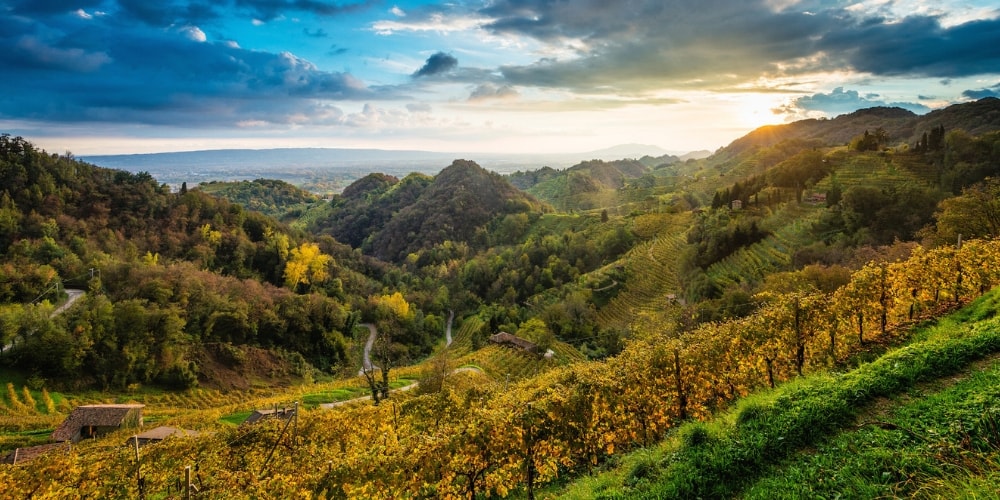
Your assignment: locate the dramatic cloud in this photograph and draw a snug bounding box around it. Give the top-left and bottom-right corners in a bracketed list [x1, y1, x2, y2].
[10, 0, 105, 15]
[412, 52, 458, 78]
[478, 0, 1000, 93]
[232, 0, 380, 22]
[962, 84, 1000, 100]
[0, 12, 380, 128]
[777, 87, 931, 117]
[12, 36, 112, 72]
[819, 15, 1000, 78]
[5, 0, 1000, 155]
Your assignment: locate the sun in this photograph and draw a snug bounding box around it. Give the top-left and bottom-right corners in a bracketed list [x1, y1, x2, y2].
[732, 93, 786, 130]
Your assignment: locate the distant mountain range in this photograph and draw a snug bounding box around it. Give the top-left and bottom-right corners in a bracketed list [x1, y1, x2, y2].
[80, 144, 706, 189]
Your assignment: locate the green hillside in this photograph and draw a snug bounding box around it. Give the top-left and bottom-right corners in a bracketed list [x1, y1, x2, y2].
[3, 98, 1000, 496]
[195, 178, 322, 220]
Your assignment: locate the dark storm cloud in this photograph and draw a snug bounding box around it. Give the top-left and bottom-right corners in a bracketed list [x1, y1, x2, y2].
[413, 52, 458, 78]
[18, 0, 376, 26]
[778, 87, 931, 117]
[962, 84, 1000, 100]
[477, 0, 1000, 93]
[114, 0, 220, 25]
[0, 8, 382, 127]
[819, 15, 1000, 77]
[9, 0, 104, 15]
[233, 0, 379, 21]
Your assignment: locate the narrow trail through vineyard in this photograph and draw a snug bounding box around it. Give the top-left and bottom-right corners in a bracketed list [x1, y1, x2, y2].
[331, 311, 463, 409]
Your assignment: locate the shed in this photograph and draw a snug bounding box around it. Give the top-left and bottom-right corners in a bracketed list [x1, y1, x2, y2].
[52, 404, 144, 443]
[241, 406, 297, 426]
[488, 332, 539, 354]
[128, 426, 200, 447]
[1, 442, 70, 465]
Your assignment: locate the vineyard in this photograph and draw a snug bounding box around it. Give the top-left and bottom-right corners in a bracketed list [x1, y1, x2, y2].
[814, 151, 932, 192]
[447, 316, 586, 382]
[706, 204, 823, 289]
[2, 237, 1000, 497]
[594, 212, 689, 332]
[4, 97, 1000, 498]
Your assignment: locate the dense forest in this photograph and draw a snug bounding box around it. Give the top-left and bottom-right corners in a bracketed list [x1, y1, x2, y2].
[3, 97, 1000, 497]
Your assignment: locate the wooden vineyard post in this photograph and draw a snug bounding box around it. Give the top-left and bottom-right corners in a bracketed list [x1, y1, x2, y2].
[673, 349, 687, 421]
[293, 401, 299, 448]
[185, 465, 192, 500]
[133, 436, 144, 499]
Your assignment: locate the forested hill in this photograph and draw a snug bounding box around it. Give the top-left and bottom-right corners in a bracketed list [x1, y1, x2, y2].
[309, 159, 549, 262]
[0, 134, 407, 389]
[307, 172, 434, 250]
[195, 178, 321, 220]
[721, 97, 1000, 156]
[507, 157, 669, 199]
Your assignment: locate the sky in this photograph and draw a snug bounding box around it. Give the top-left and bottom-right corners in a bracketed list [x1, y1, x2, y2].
[2, 0, 1000, 156]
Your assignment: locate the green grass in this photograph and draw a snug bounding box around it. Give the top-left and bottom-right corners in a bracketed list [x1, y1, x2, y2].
[298, 378, 417, 409]
[552, 288, 1000, 499]
[218, 411, 252, 426]
[745, 357, 1000, 498]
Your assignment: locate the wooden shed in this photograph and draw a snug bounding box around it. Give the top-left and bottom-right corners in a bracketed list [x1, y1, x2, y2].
[240, 406, 297, 426]
[1, 442, 71, 465]
[52, 404, 144, 443]
[128, 426, 200, 447]
[488, 332, 539, 354]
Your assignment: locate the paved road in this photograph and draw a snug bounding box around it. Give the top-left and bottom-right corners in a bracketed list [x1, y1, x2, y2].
[1, 289, 85, 353]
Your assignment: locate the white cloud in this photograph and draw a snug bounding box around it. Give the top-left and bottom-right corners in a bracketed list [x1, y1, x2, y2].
[373, 13, 489, 35]
[390, 6, 406, 17]
[180, 26, 207, 43]
[75, 9, 92, 20]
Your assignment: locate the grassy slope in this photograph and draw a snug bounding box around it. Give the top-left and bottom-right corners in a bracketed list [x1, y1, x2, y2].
[551, 288, 1000, 499]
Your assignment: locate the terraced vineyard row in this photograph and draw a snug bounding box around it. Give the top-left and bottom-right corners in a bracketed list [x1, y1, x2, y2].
[816, 153, 931, 192]
[595, 215, 689, 331]
[443, 315, 586, 382]
[890, 153, 940, 184]
[443, 316, 483, 358]
[707, 205, 823, 289]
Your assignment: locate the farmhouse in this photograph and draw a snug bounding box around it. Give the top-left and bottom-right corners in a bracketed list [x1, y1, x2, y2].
[51, 404, 144, 443]
[488, 332, 539, 354]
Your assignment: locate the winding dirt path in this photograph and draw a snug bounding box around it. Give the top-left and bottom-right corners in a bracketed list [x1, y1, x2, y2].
[319, 366, 485, 409]
[358, 323, 378, 376]
[2, 289, 85, 353]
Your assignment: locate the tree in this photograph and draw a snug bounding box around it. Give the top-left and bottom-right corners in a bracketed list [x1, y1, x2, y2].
[283, 242, 333, 291]
[516, 318, 555, 354]
[932, 178, 1000, 243]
